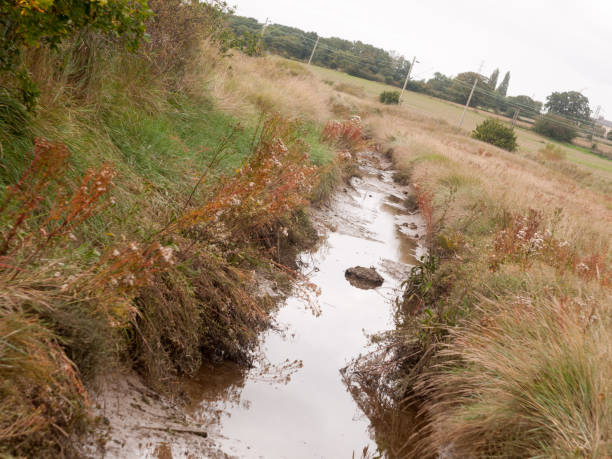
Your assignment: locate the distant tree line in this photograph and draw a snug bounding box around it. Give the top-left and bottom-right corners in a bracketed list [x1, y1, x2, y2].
[228, 17, 545, 118]
[228, 16, 410, 86]
[228, 15, 601, 144]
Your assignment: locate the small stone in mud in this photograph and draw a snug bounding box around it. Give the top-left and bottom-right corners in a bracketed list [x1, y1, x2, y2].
[345, 266, 384, 289]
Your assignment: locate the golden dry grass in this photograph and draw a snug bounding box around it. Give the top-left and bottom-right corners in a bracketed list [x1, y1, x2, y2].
[341, 67, 612, 457]
[206, 53, 332, 122]
[266, 53, 612, 457]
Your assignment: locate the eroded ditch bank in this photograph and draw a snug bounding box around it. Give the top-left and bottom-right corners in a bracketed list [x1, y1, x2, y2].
[84, 150, 425, 458]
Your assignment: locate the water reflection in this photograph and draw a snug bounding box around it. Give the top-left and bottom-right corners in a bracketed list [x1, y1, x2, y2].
[182, 158, 425, 458]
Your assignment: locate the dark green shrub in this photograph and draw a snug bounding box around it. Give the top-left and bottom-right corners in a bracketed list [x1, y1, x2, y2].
[471, 118, 517, 151]
[379, 90, 400, 105]
[606, 131, 612, 141]
[533, 114, 577, 142]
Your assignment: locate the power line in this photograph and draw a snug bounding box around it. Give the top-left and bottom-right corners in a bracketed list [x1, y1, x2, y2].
[450, 78, 595, 130]
[287, 32, 410, 73]
[253, 21, 601, 133]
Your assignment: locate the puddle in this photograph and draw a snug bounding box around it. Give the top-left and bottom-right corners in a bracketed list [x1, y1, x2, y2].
[180, 151, 426, 458]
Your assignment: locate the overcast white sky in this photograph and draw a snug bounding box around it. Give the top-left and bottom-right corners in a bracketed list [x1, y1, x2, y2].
[230, 0, 612, 118]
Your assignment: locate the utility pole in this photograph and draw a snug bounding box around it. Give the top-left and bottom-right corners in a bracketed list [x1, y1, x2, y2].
[257, 17, 269, 54]
[458, 61, 483, 129]
[591, 105, 601, 140]
[307, 36, 319, 65]
[261, 18, 270, 37]
[511, 108, 520, 127]
[399, 56, 417, 102]
[260, 17, 270, 37]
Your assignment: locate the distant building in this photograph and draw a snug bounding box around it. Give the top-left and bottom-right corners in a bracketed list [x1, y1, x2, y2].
[597, 116, 612, 137]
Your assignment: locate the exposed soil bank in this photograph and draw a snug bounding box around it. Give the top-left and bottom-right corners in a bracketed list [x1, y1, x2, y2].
[83, 151, 425, 458]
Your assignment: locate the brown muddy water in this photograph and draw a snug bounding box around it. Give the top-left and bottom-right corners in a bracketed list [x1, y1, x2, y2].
[88, 152, 425, 458]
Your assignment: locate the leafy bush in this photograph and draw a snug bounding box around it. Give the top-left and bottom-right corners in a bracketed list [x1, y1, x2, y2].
[145, 0, 233, 79]
[1, 0, 150, 109]
[607, 131, 612, 141]
[471, 118, 517, 151]
[379, 91, 400, 105]
[533, 114, 577, 142]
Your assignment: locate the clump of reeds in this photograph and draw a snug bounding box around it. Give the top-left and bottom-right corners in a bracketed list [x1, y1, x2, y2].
[321, 116, 366, 152]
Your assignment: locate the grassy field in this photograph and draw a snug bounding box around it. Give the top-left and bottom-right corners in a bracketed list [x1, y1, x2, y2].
[305, 58, 612, 457]
[307, 63, 612, 179]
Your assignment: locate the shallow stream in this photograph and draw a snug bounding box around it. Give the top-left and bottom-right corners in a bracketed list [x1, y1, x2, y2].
[181, 152, 426, 458]
[90, 151, 425, 458]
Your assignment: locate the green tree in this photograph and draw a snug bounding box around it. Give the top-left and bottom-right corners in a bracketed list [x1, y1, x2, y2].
[472, 118, 517, 151]
[533, 114, 577, 142]
[450, 72, 484, 106]
[482, 68, 500, 110]
[607, 131, 612, 141]
[544, 91, 591, 121]
[488, 68, 499, 90]
[505, 95, 542, 119]
[425, 72, 453, 99]
[496, 71, 510, 97]
[226, 16, 412, 87]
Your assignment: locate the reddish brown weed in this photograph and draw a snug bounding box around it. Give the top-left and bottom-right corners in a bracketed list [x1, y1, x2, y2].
[0, 138, 115, 274]
[321, 116, 365, 152]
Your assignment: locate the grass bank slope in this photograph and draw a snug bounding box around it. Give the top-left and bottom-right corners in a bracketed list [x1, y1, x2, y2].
[0, 11, 371, 456]
[311, 61, 611, 456]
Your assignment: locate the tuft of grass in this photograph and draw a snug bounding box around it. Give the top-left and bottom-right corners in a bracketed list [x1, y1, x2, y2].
[539, 142, 566, 161]
[415, 295, 611, 457]
[0, 313, 89, 458]
[438, 172, 480, 189]
[335, 82, 366, 98]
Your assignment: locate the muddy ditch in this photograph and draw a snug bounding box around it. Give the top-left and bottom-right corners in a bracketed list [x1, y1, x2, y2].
[81, 150, 426, 458]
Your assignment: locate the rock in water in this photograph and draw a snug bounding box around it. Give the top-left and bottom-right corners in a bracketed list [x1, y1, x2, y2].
[345, 266, 384, 289]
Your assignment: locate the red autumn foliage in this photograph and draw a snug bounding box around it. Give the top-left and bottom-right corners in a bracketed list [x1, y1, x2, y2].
[176, 114, 319, 238]
[414, 184, 434, 245]
[0, 138, 115, 272]
[321, 116, 365, 152]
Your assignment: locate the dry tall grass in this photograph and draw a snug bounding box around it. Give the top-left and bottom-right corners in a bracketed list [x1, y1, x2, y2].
[207, 54, 332, 122]
[360, 92, 612, 456]
[4, 11, 611, 454]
